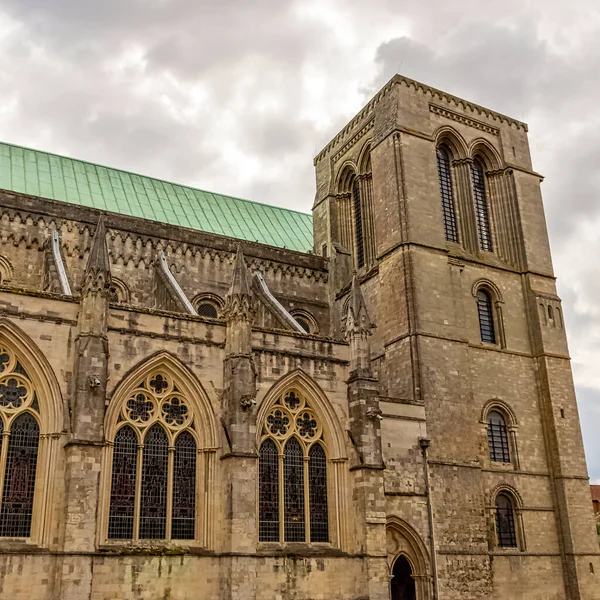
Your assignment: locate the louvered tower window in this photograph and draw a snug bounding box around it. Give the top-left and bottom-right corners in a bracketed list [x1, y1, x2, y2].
[495, 493, 517, 548]
[487, 411, 510, 463]
[0, 347, 41, 538]
[107, 370, 197, 541]
[477, 289, 496, 344]
[258, 389, 329, 543]
[436, 146, 459, 242]
[352, 178, 365, 269]
[471, 159, 493, 251]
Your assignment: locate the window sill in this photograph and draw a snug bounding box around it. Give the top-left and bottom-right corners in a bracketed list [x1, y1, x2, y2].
[0, 538, 44, 552]
[98, 541, 207, 555]
[257, 542, 344, 557]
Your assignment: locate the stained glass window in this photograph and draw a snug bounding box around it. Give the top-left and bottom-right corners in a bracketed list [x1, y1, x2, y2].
[309, 443, 328, 542]
[353, 178, 365, 269]
[0, 413, 39, 537]
[107, 369, 198, 542]
[284, 438, 305, 542]
[471, 159, 493, 251]
[495, 493, 517, 548]
[0, 348, 41, 539]
[477, 290, 496, 344]
[258, 389, 329, 544]
[436, 146, 459, 243]
[172, 431, 196, 540]
[259, 439, 279, 542]
[139, 424, 169, 539]
[108, 426, 138, 539]
[487, 411, 510, 463]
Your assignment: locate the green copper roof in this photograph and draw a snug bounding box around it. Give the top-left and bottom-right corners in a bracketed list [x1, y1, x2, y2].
[0, 142, 314, 253]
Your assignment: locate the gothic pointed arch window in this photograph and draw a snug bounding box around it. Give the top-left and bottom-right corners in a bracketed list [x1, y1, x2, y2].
[259, 389, 329, 543]
[107, 369, 199, 541]
[436, 145, 459, 243]
[471, 158, 493, 251]
[0, 346, 41, 538]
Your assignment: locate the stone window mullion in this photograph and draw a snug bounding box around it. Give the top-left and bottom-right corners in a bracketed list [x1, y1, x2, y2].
[303, 454, 310, 542]
[166, 446, 175, 540]
[0, 430, 9, 514]
[278, 452, 285, 542]
[452, 158, 479, 253]
[133, 442, 143, 540]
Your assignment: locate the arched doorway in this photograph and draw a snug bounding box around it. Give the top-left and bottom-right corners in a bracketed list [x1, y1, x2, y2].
[386, 517, 432, 600]
[391, 555, 416, 600]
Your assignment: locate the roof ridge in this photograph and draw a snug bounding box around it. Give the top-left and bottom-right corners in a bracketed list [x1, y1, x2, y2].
[0, 139, 312, 218]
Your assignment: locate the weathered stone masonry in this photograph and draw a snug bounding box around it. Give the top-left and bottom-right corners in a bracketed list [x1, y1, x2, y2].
[0, 75, 597, 600]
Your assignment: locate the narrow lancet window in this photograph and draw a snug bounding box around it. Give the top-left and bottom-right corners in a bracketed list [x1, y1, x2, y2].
[495, 493, 517, 548]
[139, 424, 169, 539]
[284, 437, 305, 542]
[309, 443, 328, 542]
[0, 413, 39, 537]
[353, 178, 365, 268]
[259, 439, 280, 542]
[108, 425, 138, 539]
[477, 289, 496, 344]
[487, 411, 510, 463]
[172, 431, 197, 540]
[436, 146, 459, 242]
[471, 159, 493, 251]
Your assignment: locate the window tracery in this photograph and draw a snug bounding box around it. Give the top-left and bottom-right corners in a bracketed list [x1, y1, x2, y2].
[107, 369, 197, 541]
[0, 346, 40, 538]
[259, 389, 329, 543]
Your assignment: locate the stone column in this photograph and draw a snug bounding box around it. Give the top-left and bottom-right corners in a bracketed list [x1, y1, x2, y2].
[452, 158, 478, 254]
[344, 274, 389, 600]
[58, 217, 111, 600]
[220, 247, 258, 600]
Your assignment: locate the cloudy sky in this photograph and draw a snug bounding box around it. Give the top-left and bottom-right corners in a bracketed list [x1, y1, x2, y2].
[0, 1, 598, 481]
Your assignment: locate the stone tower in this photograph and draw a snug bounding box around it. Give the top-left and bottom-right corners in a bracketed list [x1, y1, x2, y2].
[313, 75, 600, 599]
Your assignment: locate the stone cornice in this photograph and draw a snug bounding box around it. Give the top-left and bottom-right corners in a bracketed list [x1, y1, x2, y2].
[429, 104, 500, 136]
[314, 74, 528, 164]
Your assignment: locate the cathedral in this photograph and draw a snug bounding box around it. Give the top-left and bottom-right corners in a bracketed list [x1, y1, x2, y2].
[0, 75, 597, 599]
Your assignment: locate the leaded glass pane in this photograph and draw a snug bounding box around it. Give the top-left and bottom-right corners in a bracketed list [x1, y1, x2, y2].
[108, 425, 137, 539]
[487, 411, 510, 463]
[471, 159, 493, 251]
[259, 439, 280, 542]
[436, 146, 458, 242]
[353, 178, 365, 269]
[196, 302, 218, 318]
[0, 412, 39, 537]
[139, 424, 169, 539]
[496, 494, 517, 547]
[309, 443, 328, 543]
[172, 431, 196, 540]
[284, 438, 305, 542]
[477, 290, 496, 344]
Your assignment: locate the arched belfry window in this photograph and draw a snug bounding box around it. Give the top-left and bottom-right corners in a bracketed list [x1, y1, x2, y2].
[107, 370, 198, 541]
[352, 177, 365, 269]
[436, 145, 459, 243]
[477, 289, 496, 344]
[471, 158, 493, 251]
[495, 493, 518, 548]
[259, 389, 329, 543]
[487, 410, 510, 463]
[0, 346, 41, 538]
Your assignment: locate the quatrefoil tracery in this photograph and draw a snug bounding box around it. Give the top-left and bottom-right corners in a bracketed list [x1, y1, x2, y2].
[263, 390, 323, 448]
[0, 348, 35, 415]
[121, 371, 194, 432]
